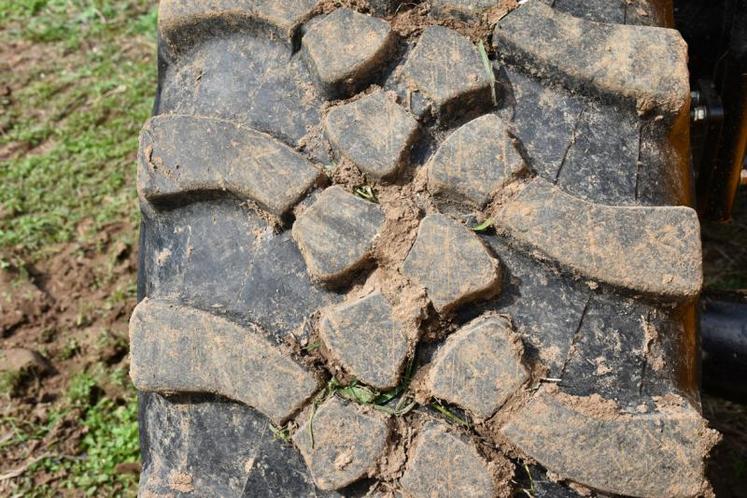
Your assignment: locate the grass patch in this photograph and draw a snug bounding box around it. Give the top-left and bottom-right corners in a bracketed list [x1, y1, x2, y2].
[269, 423, 292, 443]
[477, 40, 496, 106]
[0, 0, 156, 260]
[430, 401, 471, 428]
[2, 369, 140, 496]
[354, 185, 379, 203]
[68, 387, 139, 494]
[471, 217, 494, 233]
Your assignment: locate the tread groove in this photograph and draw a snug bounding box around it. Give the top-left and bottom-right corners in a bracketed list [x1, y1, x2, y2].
[559, 295, 590, 380]
[634, 123, 644, 199]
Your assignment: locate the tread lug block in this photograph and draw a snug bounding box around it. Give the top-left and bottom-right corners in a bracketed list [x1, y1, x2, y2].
[402, 214, 501, 313]
[400, 421, 497, 498]
[302, 9, 396, 98]
[494, 178, 702, 300]
[137, 115, 321, 216]
[427, 113, 527, 208]
[293, 397, 390, 490]
[319, 291, 409, 390]
[548, 0, 625, 24]
[504, 68, 585, 181]
[138, 393, 328, 497]
[493, 1, 689, 117]
[400, 26, 493, 122]
[430, 0, 504, 21]
[427, 315, 529, 419]
[325, 91, 420, 182]
[501, 389, 719, 497]
[158, 0, 318, 55]
[292, 186, 386, 284]
[129, 299, 321, 424]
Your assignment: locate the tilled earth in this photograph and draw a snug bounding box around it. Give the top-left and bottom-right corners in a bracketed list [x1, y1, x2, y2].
[0, 224, 140, 496]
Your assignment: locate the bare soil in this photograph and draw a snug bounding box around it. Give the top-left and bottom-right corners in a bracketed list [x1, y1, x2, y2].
[0, 222, 139, 495]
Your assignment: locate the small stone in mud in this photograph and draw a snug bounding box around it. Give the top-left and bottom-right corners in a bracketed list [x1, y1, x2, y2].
[319, 291, 409, 390]
[427, 315, 529, 419]
[402, 214, 501, 312]
[0, 348, 51, 377]
[303, 8, 396, 96]
[325, 91, 419, 181]
[293, 397, 390, 490]
[427, 113, 527, 207]
[400, 421, 496, 498]
[292, 186, 385, 283]
[400, 25, 492, 118]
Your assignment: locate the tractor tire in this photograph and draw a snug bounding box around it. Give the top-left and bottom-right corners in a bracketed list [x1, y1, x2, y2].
[131, 1, 719, 496]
